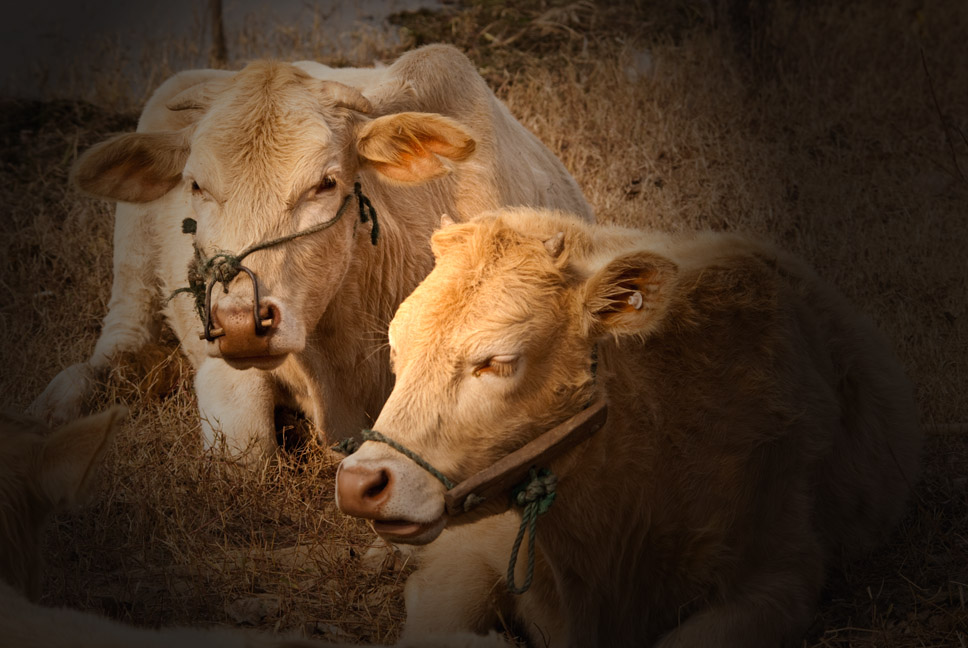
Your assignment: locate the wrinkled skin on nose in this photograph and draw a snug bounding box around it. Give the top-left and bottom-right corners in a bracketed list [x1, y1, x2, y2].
[210, 300, 277, 359]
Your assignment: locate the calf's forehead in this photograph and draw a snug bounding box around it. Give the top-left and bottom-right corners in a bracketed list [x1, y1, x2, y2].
[391, 236, 568, 357]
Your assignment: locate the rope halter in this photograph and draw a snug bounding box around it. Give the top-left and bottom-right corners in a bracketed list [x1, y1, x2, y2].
[336, 397, 608, 595]
[170, 182, 379, 341]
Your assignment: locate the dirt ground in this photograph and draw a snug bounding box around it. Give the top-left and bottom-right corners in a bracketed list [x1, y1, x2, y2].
[0, 1, 965, 645]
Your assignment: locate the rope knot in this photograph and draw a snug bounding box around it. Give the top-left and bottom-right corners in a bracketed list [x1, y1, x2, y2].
[169, 183, 379, 327]
[332, 437, 361, 455]
[513, 469, 557, 513]
[208, 254, 242, 284]
[507, 467, 557, 594]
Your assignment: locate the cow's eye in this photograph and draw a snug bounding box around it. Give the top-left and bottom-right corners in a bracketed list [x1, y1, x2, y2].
[473, 355, 518, 378]
[316, 176, 337, 194]
[190, 180, 201, 193]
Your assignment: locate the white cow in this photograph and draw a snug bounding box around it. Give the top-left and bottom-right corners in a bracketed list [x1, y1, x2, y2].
[30, 45, 592, 460]
[335, 208, 922, 647]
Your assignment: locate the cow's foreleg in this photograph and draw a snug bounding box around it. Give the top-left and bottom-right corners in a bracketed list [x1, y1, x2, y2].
[194, 359, 278, 461]
[401, 513, 561, 645]
[30, 203, 160, 424]
[401, 529, 505, 640]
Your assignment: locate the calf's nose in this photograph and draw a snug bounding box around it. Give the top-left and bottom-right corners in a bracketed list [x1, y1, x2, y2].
[210, 302, 278, 358]
[336, 462, 392, 519]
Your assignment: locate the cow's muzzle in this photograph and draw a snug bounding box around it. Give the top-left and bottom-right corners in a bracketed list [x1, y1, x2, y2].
[200, 265, 273, 342]
[335, 461, 447, 544]
[200, 265, 287, 367]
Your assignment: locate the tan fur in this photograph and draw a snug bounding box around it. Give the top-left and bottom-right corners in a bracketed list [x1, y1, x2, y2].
[29, 45, 592, 460]
[0, 408, 124, 599]
[341, 208, 921, 647]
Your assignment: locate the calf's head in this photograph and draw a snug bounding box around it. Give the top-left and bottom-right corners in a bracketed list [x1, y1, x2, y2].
[336, 209, 678, 544]
[73, 61, 475, 369]
[0, 407, 124, 598]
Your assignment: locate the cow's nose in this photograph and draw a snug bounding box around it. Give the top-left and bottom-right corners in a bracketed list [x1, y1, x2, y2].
[210, 302, 279, 358]
[336, 462, 392, 519]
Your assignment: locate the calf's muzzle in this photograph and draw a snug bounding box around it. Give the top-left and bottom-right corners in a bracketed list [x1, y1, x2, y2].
[335, 463, 392, 519]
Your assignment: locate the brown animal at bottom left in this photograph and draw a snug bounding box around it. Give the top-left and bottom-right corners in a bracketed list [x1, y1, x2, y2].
[0, 408, 506, 648]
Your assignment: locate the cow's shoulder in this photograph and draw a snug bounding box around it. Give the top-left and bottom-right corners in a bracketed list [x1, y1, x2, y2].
[672, 233, 784, 319]
[385, 44, 489, 116]
[650, 235, 788, 384]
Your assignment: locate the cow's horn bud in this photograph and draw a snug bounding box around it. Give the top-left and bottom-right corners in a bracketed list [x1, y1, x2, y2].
[321, 81, 372, 114]
[543, 231, 565, 258]
[440, 213, 457, 228]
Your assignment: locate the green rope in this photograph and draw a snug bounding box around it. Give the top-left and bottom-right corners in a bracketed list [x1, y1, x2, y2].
[506, 468, 556, 594]
[169, 183, 379, 322]
[359, 429, 455, 490]
[334, 431, 556, 595]
[332, 436, 361, 456]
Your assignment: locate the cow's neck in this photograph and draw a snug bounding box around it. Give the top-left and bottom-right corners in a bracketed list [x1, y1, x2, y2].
[297, 174, 460, 439]
[526, 351, 674, 644]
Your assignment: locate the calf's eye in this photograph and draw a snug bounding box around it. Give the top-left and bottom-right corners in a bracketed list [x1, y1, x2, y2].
[191, 180, 201, 193]
[316, 176, 337, 194]
[473, 355, 518, 378]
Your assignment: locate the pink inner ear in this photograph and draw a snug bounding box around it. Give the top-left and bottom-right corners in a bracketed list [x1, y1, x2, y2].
[371, 150, 446, 183]
[422, 135, 472, 160]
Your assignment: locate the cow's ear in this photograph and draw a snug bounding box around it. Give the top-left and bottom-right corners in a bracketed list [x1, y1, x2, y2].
[71, 129, 191, 203]
[38, 407, 125, 510]
[356, 112, 475, 184]
[581, 251, 678, 339]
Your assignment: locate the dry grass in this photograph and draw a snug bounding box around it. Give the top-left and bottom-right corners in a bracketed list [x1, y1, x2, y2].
[0, 1, 965, 645]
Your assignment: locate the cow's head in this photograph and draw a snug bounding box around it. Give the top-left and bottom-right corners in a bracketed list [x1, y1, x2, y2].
[72, 61, 475, 369]
[335, 208, 679, 544]
[0, 407, 124, 598]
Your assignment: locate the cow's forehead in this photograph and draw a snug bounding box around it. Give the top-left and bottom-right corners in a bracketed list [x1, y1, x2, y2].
[189, 62, 349, 197]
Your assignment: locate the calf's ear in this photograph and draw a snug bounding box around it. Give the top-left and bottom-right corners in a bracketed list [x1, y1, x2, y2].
[356, 112, 476, 184]
[581, 251, 678, 339]
[38, 406, 126, 510]
[71, 129, 191, 203]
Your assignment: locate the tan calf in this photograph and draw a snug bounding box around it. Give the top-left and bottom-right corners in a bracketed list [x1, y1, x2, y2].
[336, 208, 922, 647]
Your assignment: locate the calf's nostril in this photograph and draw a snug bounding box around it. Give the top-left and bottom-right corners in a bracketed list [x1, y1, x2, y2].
[336, 464, 394, 518]
[364, 469, 390, 500]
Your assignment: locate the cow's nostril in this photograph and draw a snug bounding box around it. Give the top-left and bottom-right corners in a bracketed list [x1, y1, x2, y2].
[364, 469, 390, 500]
[255, 303, 278, 335]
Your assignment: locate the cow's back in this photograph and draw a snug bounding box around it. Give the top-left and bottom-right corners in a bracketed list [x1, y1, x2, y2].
[768, 248, 921, 554]
[660, 236, 921, 556]
[579, 236, 921, 641]
[382, 44, 593, 221]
